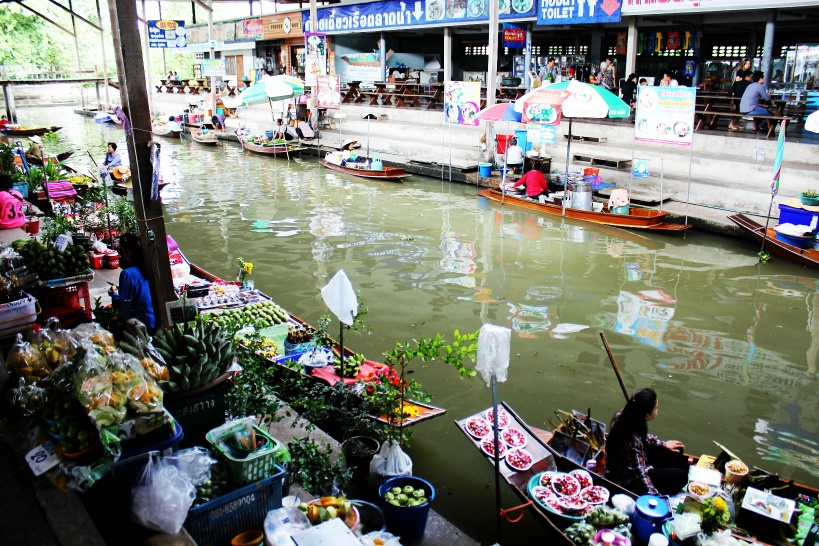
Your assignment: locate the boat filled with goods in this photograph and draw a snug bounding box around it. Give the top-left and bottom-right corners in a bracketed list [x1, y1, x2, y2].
[320, 151, 409, 181]
[234, 130, 304, 157]
[1, 125, 62, 136]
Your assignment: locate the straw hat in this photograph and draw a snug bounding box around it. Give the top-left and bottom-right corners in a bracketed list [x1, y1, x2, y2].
[28, 136, 42, 145]
[341, 138, 358, 150]
[111, 166, 131, 180]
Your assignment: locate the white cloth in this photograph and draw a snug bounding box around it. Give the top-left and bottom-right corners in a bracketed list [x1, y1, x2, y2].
[506, 145, 524, 165]
[167, 121, 182, 132]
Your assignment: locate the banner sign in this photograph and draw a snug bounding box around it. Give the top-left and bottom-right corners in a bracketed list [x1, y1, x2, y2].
[537, 0, 622, 26]
[444, 81, 481, 126]
[148, 20, 187, 48]
[634, 86, 696, 147]
[527, 123, 556, 145]
[238, 18, 264, 40]
[305, 33, 328, 87]
[521, 89, 570, 125]
[303, 0, 536, 34]
[316, 75, 341, 109]
[202, 59, 226, 77]
[622, 0, 818, 16]
[503, 23, 526, 48]
[336, 53, 382, 83]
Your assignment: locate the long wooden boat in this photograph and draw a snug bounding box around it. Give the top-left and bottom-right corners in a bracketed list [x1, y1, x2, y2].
[190, 130, 219, 145]
[235, 132, 304, 157]
[25, 151, 74, 166]
[320, 158, 410, 181]
[1, 125, 62, 136]
[151, 125, 182, 139]
[729, 213, 819, 268]
[478, 188, 692, 232]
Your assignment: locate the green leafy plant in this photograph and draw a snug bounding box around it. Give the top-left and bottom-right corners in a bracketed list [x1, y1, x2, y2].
[757, 251, 771, 264]
[104, 196, 137, 235]
[227, 333, 285, 426]
[42, 130, 59, 144]
[92, 297, 118, 331]
[700, 497, 730, 533]
[288, 437, 352, 497]
[39, 214, 73, 245]
[0, 142, 17, 176]
[801, 189, 819, 198]
[26, 166, 44, 193]
[42, 160, 67, 181]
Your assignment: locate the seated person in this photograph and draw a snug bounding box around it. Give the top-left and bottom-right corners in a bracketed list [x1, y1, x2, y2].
[0, 174, 28, 230]
[166, 116, 182, 132]
[211, 114, 226, 131]
[295, 118, 315, 140]
[740, 71, 776, 132]
[340, 140, 364, 166]
[509, 169, 548, 199]
[505, 138, 524, 172]
[26, 136, 42, 160]
[109, 233, 156, 333]
[0, 115, 9, 130]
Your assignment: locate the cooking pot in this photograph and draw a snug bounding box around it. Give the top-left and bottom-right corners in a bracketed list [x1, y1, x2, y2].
[633, 495, 671, 542]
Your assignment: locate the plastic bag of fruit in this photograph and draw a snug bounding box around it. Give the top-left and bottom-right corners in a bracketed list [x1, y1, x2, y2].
[70, 322, 117, 355]
[131, 454, 196, 534]
[6, 377, 48, 416]
[108, 352, 163, 414]
[34, 318, 78, 368]
[4, 333, 52, 384]
[73, 343, 127, 427]
[117, 332, 170, 383]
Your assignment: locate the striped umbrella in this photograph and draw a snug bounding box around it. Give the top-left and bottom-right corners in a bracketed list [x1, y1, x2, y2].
[760, 120, 788, 258]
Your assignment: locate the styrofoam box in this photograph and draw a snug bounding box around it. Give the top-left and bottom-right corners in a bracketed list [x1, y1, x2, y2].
[0, 294, 37, 332]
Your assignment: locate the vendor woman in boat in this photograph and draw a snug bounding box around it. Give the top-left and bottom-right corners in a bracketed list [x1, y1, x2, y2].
[340, 139, 365, 167]
[26, 136, 43, 161]
[507, 169, 548, 199]
[211, 113, 226, 131]
[605, 388, 689, 495]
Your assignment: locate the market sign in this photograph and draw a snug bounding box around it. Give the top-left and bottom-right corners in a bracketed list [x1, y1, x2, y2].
[444, 81, 481, 126]
[621, 0, 819, 15]
[634, 86, 696, 147]
[502, 23, 526, 48]
[305, 33, 328, 87]
[263, 14, 303, 39]
[148, 20, 187, 48]
[237, 18, 264, 40]
[336, 53, 382, 83]
[302, 0, 536, 34]
[316, 75, 341, 109]
[527, 123, 556, 145]
[202, 59, 226, 77]
[536, 0, 621, 26]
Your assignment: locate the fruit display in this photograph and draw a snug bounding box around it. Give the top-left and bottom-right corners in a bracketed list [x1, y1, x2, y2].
[505, 447, 534, 471]
[382, 485, 429, 508]
[152, 319, 233, 392]
[47, 397, 98, 456]
[66, 175, 93, 186]
[4, 333, 54, 384]
[564, 522, 597, 546]
[285, 328, 313, 345]
[119, 328, 170, 382]
[18, 239, 90, 280]
[529, 471, 609, 518]
[584, 505, 629, 528]
[203, 300, 289, 331]
[333, 352, 364, 378]
[298, 496, 358, 527]
[192, 463, 229, 508]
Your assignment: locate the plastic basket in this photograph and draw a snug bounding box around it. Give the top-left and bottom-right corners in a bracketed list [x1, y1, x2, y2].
[164, 373, 233, 449]
[12, 182, 28, 198]
[207, 424, 282, 486]
[37, 282, 92, 327]
[185, 466, 286, 546]
[109, 420, 184, 484]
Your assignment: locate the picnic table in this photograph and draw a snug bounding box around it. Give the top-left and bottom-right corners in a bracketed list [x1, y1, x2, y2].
[360, 81, 444, 109]
[342, 81, 363, 103]
[190, 78, 210, 94]
[695, 92, 799, 137]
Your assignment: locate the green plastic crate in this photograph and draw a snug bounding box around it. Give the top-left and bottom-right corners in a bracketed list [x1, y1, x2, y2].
[164, 374, 233, 449]
[207, 424, 282, 486]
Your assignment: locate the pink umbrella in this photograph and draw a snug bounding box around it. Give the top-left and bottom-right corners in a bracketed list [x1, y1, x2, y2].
[474, 102, 522, 123]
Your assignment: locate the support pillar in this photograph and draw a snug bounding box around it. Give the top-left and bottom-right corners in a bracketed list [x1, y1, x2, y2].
[487, 0, 499, 108]
[524, 24, 532, 88]
[761, 12, 775, 83]
[625, 17, 638, 81]
[590, 29, 603, 68]
[310, 0, 318, 129]
[380, 33, 387, 80]
[443, 27, 452, 83]
[69, 0, 86, 108]
[3, 84, 17, 123]
[107, 0, 175, 327]
[208, 0, 216, 117]
[97, 0, 111, 109]
[159, 1, 168, 78]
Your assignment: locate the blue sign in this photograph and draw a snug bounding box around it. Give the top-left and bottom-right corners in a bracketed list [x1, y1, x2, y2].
[303, 0, 536, 34]
[148, 20, 187, 48]
[503, 23, 526, 48]
[536, 0, 621, 26]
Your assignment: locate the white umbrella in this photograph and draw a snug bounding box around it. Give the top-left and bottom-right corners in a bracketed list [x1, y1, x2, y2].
[806, 110, 819, 134]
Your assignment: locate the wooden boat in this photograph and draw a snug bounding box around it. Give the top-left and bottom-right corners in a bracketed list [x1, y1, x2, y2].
[190, 130, 219, 145]
[478, 188, 692, 232]
[1, 125, 62, 137]
[320, 157, 410, 181]
[235, 131, 304, 157]
[25, 151, 74, 166]
[151, 124, 182, 139]
[729, 213, 819, 268]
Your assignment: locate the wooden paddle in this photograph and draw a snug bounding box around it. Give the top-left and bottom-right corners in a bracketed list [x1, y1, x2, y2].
[599, 332, 629, 402]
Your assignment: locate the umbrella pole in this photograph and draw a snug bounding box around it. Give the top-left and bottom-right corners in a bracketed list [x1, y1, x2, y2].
[759, 194, 776, 256]
[367, 117, 370, 158]
[563, 118, 572, 217]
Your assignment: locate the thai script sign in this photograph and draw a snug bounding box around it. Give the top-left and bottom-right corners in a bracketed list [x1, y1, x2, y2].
[148, 20, 187, 48]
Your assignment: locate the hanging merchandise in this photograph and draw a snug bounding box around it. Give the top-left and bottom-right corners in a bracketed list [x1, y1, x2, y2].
[637, 33, 645, 55]
[647, 32, 655, 54]
[684, 31, 692, 51]
[682, 57, 698, 78]
[616, 32, 627, 56]
[112, 106, 132, 136]
[667, 31, 680, 51]
[694, 31, 703, 49]
[149, 142, 161, 201]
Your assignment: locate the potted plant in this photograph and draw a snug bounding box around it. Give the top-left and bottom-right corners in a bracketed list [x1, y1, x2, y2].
[288, 437, 352, 497]
[341, 435, 380, 481]
[799, 189, 819, 207]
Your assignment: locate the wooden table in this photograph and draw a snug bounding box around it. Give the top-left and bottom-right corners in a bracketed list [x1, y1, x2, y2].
[224, 83, 237, 97]
[191, 78, 210, 94]
[156, 79, 168, 93]
[342, 81, 362, 103]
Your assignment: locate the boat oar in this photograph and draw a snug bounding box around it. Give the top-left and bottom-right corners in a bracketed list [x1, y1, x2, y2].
[599, 332, 629, 402]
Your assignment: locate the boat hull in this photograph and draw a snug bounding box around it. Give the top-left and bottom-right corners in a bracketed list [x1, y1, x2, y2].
[320, 159, 409, 181]
[25, 151, 74, 166]
[152, 129, 182, 139]
[478, 188, 691, 232]
[238, 138, 303, 157]
[191, 132, 219, 145]
[729, 213, 819, 268]
[2, 126, 62, 137]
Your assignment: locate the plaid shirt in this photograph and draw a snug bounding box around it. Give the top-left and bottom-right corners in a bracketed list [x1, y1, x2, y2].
[605, 432, 662, 495]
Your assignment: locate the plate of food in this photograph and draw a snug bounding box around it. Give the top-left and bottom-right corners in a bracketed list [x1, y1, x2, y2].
[527, 475, 587, 521]
[511, 0, 533, 13]
[531, 485, 556, 503]
[465, 416, 491, 439]
[484, 407, 511, 429]
[686, 481, 713, 499]
[539, 471, 559, 488]
[481, 437, 507, 458]
[426, 0, 445, 20]
[579, 485, 610, 505]
[674, 121, 690, 138]
[466, 0, 485, 17]
[502, 427, 527, 448]
[505, 448, 534, 472]
[552, 473, 581, 497]
[558, 495, 590, 514]
[570, 469, 593, 489]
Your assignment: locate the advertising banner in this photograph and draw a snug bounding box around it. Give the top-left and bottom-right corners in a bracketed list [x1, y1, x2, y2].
[444, 81, 482, 126]
[622, 0, 819, 16]
[303, 0, 536, 34]
[336, 53, 382, 83]
[305, 33, 328, 87]
[502, 23, 526, 48]
[527, 123, 556, 145]
[536, 0, 622, 27]
[237, 18, 264, 40]
[148, 20, 187, 48]
[202, 59, 226, 77]
[316, 75, 341, 110]
[634, 86, 696, 147]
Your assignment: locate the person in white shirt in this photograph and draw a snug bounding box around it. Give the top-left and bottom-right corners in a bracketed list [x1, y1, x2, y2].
[166, 116, 182, 132]
[505, 137, 525, 172]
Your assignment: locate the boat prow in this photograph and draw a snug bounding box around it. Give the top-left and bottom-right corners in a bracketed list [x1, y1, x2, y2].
[319, 158, 410, 181]
[191, 131, 219, 145]
[729, 213, 819, 268]
[478, 188, 691, 232]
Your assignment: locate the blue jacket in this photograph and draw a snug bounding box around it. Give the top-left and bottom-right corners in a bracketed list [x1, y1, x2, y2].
[112, 266, 156, 329]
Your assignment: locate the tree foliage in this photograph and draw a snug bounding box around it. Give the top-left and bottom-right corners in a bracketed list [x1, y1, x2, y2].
[0, 7, 71, 72]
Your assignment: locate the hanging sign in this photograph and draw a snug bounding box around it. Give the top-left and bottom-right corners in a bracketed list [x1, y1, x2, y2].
[503, 23, 526, 48]
[202, 59, 226, 77]
[634, 86, 696, 147]
[148, 20, 187, 48]
[536, 0, 622, 26]
[237, 18, 264, 40]
[444, 82, 481, 126]
[622, 0, 818, 16]
[527, 123, 556, 145]
[305, 33, 328, 87]
[316, 75, 341, 109]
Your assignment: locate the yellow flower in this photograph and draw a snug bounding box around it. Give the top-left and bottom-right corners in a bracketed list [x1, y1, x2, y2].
[243, 263, 253, 275]
[713, 497, 727, 512]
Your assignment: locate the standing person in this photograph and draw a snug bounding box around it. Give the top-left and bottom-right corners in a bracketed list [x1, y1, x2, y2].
[0, 174, 27, 230]
[509, 169, 548, 199]
[731, 58, 752, 83]
[539, 57, 560, 85]
[740, 71, 775, 132]
[605, 388, 689, 495]
[621, 73, 638, 109]
[109, 233, 156, 332]
[728, 70, 753, 130]
[505, 137, 524, 173]
[599, 57, 616, 90]
[287, 104, 298, 127]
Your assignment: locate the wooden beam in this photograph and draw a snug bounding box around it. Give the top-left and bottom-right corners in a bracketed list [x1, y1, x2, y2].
[191, 0, 211, 12]
[14, 1, 74, 35]
[46, 0, 102, 31]
[107, 0, 176, 327]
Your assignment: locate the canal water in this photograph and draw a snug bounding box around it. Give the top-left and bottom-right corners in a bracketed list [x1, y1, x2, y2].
[23, 107, 819, 543]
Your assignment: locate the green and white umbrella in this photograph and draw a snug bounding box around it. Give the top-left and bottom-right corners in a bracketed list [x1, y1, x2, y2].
[223, 75, 304, 108]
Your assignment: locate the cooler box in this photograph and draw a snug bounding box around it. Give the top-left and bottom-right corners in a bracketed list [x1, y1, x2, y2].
[779, 203, 818, 227]
[0, 294, 37, 335]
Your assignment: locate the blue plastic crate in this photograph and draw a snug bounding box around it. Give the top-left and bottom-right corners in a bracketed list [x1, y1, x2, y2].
[12, 182, 28, 198]
[779, 203, 818, 227]
[185, 465, 286, 546]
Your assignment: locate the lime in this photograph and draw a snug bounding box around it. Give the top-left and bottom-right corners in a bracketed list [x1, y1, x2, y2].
[77, 430, 89, 442]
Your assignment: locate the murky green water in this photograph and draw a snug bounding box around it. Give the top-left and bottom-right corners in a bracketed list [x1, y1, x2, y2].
[21, 107, 819, 543]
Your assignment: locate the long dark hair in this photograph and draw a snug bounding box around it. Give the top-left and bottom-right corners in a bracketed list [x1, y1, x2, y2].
[608, 388, 657, 446]
[118, 232, 145, 271]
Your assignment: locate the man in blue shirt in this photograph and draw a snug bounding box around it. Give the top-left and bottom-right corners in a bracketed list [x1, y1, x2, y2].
[739, 71, 773, 131]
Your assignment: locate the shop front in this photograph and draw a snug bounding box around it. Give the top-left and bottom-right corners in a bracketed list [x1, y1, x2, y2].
[257, 14, 305, 80]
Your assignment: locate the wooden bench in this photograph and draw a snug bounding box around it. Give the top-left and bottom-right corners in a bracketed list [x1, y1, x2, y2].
[695, 110, 795, 139]
[393, 94, 425, 108]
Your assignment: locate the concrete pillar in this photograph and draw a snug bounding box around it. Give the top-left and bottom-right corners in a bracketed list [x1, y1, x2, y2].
[590, 29, 602, 67]
[625, 17, 638, 81]
[3, 84, 17, 123]
[443, 27, 452, 83]
[380, 33, 387, 80]
[208, 0, 216, 117]
[761, 12, 775, 83]
[487, 0, 499, 107]
[69, 0, 85, 108]
[96, 0, 111, 109]
[524, 24, 532, 88]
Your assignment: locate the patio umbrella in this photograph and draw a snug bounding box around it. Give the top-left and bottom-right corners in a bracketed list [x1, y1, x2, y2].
[474, 102, 522, 123]
[515, 81, 630, 213]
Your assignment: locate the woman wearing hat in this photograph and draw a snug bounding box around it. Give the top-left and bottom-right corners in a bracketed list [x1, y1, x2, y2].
[340, 139, 358, 166]
[26, 136, 43, 161]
